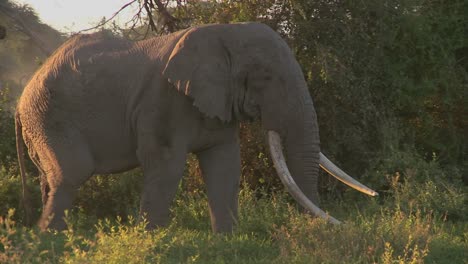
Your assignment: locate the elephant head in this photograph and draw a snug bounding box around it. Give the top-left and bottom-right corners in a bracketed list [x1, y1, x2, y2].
[162, 23, 377, 223]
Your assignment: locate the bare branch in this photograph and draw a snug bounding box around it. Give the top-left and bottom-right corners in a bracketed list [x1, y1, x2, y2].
[151, 0, 179, 33]
[76, 0, 138, 34]
[55, 0, 180, 36]
[143, 0, 158, 32]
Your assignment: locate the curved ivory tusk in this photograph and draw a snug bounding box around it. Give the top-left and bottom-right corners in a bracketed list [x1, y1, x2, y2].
[267, 131, 341, 225]
[319, 153, 378, 196]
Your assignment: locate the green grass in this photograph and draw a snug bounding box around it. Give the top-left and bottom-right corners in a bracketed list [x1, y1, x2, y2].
[0, 179, 466, 264]
[0, 147, 466, 263]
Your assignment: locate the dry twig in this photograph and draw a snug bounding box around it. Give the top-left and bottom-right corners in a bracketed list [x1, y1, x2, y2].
[77, 0, 138, 33]
[77, 0, 180, 35]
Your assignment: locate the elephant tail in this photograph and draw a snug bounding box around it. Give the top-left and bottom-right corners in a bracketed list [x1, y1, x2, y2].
[15, 112, 32, 225]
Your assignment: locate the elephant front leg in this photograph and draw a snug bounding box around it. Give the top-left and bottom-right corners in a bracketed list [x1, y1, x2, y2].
[196, 140, 241, 233]
[138, 145, 187, 229]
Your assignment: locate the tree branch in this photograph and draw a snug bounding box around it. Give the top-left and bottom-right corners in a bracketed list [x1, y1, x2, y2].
[77, 0, 180, 35]
[151, 0, 179, 33]
[77, 0, 138, 33]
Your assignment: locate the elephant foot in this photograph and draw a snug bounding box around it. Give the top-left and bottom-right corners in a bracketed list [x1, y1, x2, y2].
[210, 213, 237, 233]
[139, 212, 172, 230]
[38, 212, 68, 232]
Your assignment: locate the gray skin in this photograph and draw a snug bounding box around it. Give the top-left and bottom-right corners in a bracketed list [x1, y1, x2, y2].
[16, 22, 321, 233]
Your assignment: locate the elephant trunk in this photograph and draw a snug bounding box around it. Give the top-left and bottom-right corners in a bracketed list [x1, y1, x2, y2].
[283, 98, 321, 205]
[266, 85, 378, 224]
[268, 131, 340, 224]
[266, 94, 337, 222]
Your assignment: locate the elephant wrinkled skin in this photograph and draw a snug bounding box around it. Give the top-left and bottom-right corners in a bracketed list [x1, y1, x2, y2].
[16, 22, 376, 232]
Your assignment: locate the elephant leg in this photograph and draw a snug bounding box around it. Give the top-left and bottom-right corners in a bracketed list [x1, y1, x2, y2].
[138, 144, 187, 229]
[37, 137, 94, 231]
[196, 140, 241, 233]
[40, 184, 76, 231]
[29, 150, 49, 206]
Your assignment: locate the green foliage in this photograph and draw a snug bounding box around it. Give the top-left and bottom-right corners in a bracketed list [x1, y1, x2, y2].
[367, 149, 467, 221]
[0, 172, 21, 218]
[0, 209, 66, 263]
[0, 0, 63, 100]
[0, 86, 16, 170]
[173, 0, 278, 25]
[238, 123, 280, 191]
[287, 0, 467, 176]
[1, 183, 466, 263]
[71, 171, 143, 229]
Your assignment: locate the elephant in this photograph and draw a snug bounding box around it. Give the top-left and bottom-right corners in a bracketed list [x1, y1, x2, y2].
[16, 22, 378, 233]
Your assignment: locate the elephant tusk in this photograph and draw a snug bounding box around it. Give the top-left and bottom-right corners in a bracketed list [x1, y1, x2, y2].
[267, 131, 341, 225]
[319, 153, 378, 196]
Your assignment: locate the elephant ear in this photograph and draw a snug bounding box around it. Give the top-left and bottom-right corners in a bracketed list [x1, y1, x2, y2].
[163, 27, 234, 122]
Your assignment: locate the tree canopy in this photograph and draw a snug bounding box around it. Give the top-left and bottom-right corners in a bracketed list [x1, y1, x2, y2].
[141, 0, 467, 187]
[0, 1, 63, 100]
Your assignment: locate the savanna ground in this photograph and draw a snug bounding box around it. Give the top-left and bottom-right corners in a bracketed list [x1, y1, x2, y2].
[0, 158, 466, 263]
[1, 0, 467, 263]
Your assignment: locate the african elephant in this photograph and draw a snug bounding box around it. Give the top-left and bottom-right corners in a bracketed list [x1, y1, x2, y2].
[16, 22, 377, 233]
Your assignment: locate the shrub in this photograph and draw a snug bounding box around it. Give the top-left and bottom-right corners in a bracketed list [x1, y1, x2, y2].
[74, 170, 143, 228]
[0, 85, 16, 170]
[364, 148, 467, 221]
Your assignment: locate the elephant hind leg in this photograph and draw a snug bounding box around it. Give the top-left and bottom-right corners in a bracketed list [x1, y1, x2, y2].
[31, 161, 51, 229]
[28, 150, 49, 207]
[34, 135, 95, 231]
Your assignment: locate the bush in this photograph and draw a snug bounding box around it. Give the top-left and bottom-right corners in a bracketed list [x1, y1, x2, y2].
[0, 85, 16, 171]
[363, 148, 467, 221]
[288, 0, 467, 179]
[73, 170, 143, 228]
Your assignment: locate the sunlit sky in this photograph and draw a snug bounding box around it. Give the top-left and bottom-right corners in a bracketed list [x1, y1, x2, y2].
[14, 0, 139, 32]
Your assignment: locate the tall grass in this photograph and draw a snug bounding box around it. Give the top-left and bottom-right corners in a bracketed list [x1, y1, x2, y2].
[0, 159, 466, 263]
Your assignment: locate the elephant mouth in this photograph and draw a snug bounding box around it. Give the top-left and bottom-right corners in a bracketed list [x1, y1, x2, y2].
[267, 131, 378, 224]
